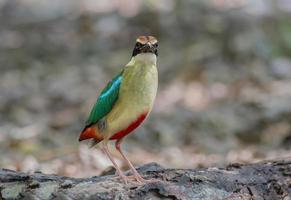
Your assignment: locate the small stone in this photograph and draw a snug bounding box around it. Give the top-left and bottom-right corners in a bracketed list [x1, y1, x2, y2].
[28, 181, 40, 189]
[60, 180, 74, 189]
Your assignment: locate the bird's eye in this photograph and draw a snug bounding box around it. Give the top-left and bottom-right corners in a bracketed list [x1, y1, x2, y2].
[153, 43, 158, 48]
[136, 42, 142, 48]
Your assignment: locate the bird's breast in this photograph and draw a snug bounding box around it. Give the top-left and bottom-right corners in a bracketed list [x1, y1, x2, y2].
[122, 66, 157, 105]
[104, 60, 158, 138]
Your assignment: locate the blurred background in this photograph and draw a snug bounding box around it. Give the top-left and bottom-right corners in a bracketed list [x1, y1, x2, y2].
[0, 0, 291, 178]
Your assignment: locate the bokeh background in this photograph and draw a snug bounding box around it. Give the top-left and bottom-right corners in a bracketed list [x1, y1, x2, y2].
[0, 0, 291, 177]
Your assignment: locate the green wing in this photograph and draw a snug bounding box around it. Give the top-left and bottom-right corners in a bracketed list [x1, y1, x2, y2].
[85, 70, 123, 127]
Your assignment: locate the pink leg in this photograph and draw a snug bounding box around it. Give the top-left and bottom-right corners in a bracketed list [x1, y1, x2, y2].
[101, 141, 128, 184]
[115, 139, 150, 183]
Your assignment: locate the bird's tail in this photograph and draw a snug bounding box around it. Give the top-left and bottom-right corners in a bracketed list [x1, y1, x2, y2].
[79, 126, 103, 142]
[89, 139, 102, 148]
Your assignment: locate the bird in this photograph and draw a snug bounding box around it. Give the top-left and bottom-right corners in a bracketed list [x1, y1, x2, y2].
[79, 36, 158, 184]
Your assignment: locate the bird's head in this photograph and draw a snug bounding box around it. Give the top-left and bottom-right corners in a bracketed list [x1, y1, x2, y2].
[132, 36, 158, 57]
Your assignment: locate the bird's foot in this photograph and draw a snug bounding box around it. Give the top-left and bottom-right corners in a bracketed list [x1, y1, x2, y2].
[138, 177, 160, 184]
[116, 174, 130, 185]
[127, 174, 160, 185]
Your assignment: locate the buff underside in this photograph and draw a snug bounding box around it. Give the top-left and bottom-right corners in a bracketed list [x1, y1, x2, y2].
[99, 54, 158, 140]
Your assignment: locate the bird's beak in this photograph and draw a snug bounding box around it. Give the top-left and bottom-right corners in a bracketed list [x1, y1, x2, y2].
[141, 43, 155, 53]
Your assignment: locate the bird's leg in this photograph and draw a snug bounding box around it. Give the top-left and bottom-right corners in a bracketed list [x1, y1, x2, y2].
[101, 141, 128, 184]
[115, 139, 154, 184]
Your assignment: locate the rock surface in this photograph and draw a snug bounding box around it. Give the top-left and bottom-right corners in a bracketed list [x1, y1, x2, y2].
[0, 160, 290, 200]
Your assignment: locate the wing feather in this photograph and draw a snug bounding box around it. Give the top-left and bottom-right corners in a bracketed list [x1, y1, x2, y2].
[85, 70, 123, 128]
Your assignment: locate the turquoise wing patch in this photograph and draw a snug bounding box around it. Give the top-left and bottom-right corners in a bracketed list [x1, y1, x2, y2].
[85, 71, 123, 127]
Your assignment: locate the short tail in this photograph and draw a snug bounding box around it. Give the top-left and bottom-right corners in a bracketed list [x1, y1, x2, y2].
[79, 126, 103, 142]
[89, 139, 102, 148]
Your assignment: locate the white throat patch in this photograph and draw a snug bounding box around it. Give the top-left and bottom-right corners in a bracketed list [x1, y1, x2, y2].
[134, 53, 157, 65]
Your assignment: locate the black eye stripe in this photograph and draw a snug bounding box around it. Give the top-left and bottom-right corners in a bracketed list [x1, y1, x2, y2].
[136, 42, 143, 47]
[132, 41, 158, 57]
[136, 42, 158, 47]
